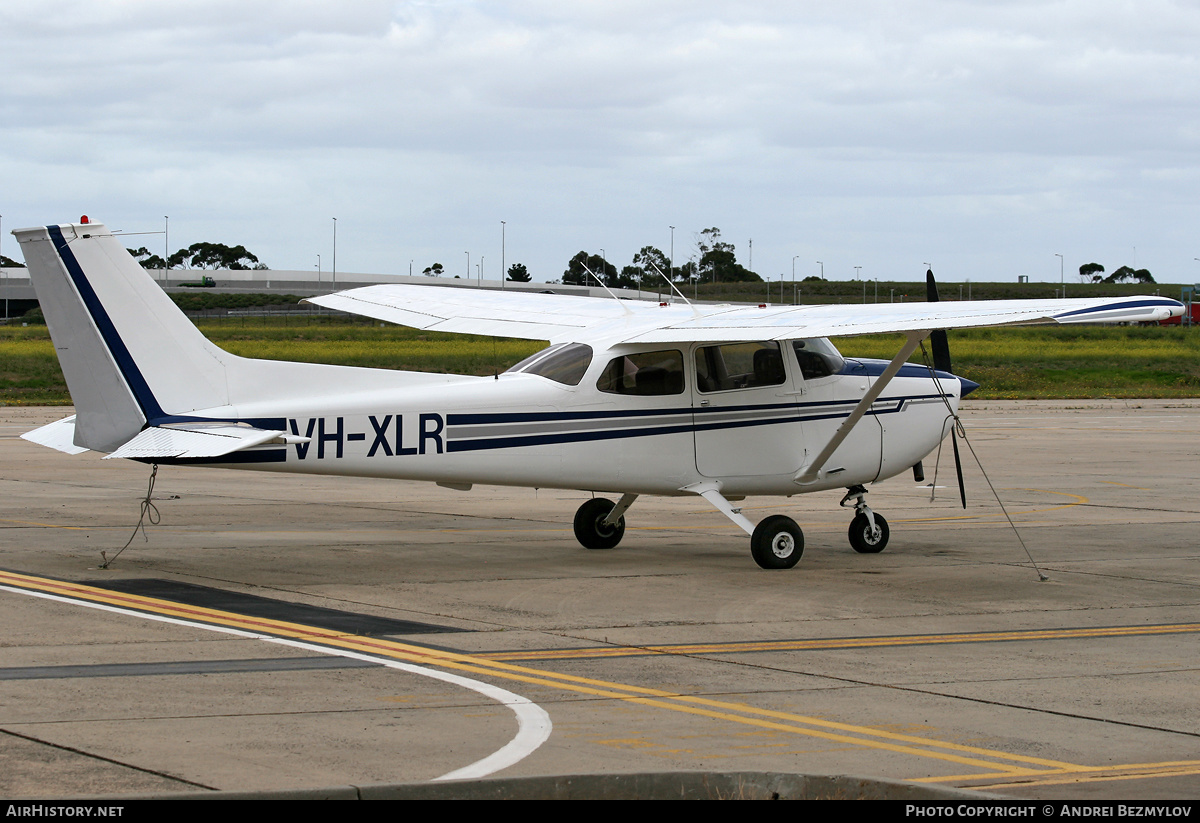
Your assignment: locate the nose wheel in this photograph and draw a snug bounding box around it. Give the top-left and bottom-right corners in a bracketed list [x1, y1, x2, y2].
[841, 485, 890, 554]
[848, 511, 889, 553]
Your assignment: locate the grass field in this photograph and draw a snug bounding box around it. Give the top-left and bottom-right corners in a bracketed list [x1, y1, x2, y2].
[1, 318, 1196, 405]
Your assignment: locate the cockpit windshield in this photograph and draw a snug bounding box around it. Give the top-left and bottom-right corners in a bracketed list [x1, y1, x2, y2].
[792, 338, 845, 380]
[504, 342, 593, 386]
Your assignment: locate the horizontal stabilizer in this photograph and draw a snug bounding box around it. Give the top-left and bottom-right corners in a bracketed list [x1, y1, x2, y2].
[21, 416, 90, 455]
[104, 424, 293, 460]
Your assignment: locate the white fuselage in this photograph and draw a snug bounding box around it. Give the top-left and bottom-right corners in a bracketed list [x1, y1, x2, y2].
[189, 343, 961, 498]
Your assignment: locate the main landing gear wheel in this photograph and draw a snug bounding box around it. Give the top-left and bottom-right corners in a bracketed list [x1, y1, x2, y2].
[573, 498, 625, 550]
[849, 512, 889, 554]
[750, 515, 804, 569]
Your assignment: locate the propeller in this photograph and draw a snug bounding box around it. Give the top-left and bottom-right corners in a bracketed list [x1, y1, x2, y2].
[925, 269, 967, 509]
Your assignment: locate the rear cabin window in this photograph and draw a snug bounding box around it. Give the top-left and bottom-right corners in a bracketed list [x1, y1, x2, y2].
[695, 341, 786, 392]
[597, 350, 685, 396]
[505, 342, 593, 386]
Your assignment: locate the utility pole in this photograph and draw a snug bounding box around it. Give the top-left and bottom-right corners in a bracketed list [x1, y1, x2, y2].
[332, 217, 337, 291]
[501, 221, 506, 289]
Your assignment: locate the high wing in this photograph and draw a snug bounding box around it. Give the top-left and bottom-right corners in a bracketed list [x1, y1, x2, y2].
[307, 284, 1182, 344]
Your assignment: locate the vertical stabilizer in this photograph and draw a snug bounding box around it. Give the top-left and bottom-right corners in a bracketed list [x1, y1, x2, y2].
[14, 221, 234, 452]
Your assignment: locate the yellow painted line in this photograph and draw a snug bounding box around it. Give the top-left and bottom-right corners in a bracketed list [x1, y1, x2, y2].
[0, 569, 1083, 776]
[692, 487, 1089, 523]
[0, 518, 92, 530]
[484, 623, 1200, 661]
[941, 760, 1200, 789]
[1101, 481, 1151, 491]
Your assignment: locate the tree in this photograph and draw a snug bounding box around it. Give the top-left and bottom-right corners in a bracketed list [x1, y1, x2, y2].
[563, 251, 617, 286]
[506, 263, 531, 282]
[126, 247, 166, 269]
[695, 227, 760, 283]
[1104, 266, 1155, 284]
[630, 246, 671, 287]
[1079, 262, 1105, 283]
[422, 263, 445, 277]
[1, 254, 23, 267]
[169, 242, 267, 270]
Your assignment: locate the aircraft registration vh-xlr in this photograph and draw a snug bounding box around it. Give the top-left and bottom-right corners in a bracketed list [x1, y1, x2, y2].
[14, 219, 1184, 568]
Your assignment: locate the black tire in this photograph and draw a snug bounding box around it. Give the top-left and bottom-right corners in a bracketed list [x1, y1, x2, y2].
[849, 512, 889, 553]
[573, 498, 625, 550]
[750, 515, 804, 569]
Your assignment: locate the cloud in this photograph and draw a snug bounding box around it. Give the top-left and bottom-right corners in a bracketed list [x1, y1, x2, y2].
[2, 0, 1198, 282]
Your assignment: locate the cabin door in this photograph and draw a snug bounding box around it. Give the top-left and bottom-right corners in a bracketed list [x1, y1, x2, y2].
[691, 341, 807, 478]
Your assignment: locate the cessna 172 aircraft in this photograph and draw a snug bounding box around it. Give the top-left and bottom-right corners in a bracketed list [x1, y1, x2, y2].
[14, 219, 1184, 568]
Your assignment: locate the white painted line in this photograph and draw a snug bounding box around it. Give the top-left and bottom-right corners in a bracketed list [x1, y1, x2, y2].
[0, 584, 552, 782]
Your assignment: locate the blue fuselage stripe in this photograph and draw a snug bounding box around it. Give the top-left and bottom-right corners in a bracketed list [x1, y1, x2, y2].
[445, 393, 949, 453]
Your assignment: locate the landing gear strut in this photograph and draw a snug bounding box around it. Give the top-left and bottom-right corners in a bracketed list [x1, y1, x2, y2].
[840, 484, 889, 554]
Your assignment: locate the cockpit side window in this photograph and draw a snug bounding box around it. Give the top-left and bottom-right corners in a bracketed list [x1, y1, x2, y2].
[791, 338, 845, 380]
[506, 342, 593, 386]
[597, 350, 685, 396]
[695, 341, 786, 392]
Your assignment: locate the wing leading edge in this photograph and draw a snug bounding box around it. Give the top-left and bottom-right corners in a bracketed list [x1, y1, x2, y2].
[307, 285, 1183, 344]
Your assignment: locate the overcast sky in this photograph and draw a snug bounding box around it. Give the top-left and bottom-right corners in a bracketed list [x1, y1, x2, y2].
[3, 0, 1198, 286]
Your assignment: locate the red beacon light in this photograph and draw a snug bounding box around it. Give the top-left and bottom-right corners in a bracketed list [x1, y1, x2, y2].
[80, 215, 89, 224]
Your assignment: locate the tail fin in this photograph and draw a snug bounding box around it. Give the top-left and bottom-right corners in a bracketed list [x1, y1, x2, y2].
[15, 220, 235, 452]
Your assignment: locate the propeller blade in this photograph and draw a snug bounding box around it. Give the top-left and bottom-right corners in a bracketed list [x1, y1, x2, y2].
[927, 269, 966, 507]
[951, 429, 967, 509]
[925, 269, 953, 373]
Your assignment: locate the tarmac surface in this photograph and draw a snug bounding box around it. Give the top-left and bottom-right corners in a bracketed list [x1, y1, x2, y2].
[2, 400, 1199, 800]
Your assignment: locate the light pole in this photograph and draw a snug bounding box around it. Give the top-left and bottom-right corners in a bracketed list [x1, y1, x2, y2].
[816, 261, 823, 279]
[480, 256, 484, 284]
[465, 251, 470, 282]
[316, 254, 321, 284]
[1055, 253, 1064, 298]
[501, 221, 506, 289]
[792, 255, 798, 283]
[332, 217, 337, 291]
[164, 216, 169, 284]
[854, 265, 861, 280]
[669, 226, 675, 283]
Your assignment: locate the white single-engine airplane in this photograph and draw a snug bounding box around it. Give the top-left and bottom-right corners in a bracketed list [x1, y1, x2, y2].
[14, 219, 1184, 568]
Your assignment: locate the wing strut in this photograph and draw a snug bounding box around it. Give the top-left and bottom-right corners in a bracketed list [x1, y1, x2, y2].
[795, 330, 930, 485]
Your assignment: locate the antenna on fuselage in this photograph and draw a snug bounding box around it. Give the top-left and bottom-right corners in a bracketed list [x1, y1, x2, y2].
[580, 263, 633, 315]
[647, 261, 696, 310]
